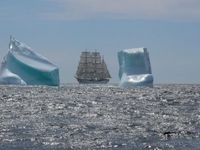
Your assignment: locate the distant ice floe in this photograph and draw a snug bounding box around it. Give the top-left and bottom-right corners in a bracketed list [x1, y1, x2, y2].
[0, 37, 60, 86]
[118, 48, 153, 87]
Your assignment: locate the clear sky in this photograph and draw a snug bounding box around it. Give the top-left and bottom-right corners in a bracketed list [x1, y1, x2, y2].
[0, 0, 200, 84]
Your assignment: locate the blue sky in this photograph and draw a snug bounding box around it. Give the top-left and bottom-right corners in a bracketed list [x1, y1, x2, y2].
[0, 0, 200, 84]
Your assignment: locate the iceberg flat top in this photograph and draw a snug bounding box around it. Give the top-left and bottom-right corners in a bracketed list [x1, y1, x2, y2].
[121, 48, 147, 54]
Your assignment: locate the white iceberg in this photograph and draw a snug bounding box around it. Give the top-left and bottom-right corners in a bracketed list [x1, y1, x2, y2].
[118, 48, 153, 87]
[0, 37, 60, 86]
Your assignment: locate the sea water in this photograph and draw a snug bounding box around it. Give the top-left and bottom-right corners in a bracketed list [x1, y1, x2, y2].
[0, 84, 200, 150]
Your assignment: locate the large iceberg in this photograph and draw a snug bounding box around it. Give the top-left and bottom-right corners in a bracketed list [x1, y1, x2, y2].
[0, 37, 60, 86]
[118, 48, 153, 87]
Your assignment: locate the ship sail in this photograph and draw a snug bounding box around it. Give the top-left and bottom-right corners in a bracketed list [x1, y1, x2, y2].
[75, 51, 111, 83]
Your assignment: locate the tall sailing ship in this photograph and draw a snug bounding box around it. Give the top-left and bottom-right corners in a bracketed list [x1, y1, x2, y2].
[75, 51, 111, 84]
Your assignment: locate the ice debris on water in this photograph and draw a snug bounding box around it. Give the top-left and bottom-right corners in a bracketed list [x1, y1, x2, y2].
[118, 48, 153, 87]
[0, 36, 60, 86]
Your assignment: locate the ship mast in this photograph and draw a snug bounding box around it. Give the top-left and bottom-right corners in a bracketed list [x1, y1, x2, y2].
[94, 51, 97, 80]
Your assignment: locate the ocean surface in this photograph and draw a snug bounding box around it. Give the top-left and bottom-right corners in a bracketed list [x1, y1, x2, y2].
[0, 84, 200, 150]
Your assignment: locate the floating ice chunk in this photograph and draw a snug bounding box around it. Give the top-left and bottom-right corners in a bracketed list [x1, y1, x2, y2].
[0, 63, 26, 85]
[0, 37, 60, 86]
[118, 48, 153, 87]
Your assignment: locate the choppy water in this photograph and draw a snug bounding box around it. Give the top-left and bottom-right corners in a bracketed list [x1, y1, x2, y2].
[0, 84, 200, 150]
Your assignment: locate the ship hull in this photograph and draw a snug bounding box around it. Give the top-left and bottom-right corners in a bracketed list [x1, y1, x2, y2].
[77, 79, 109, 84]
